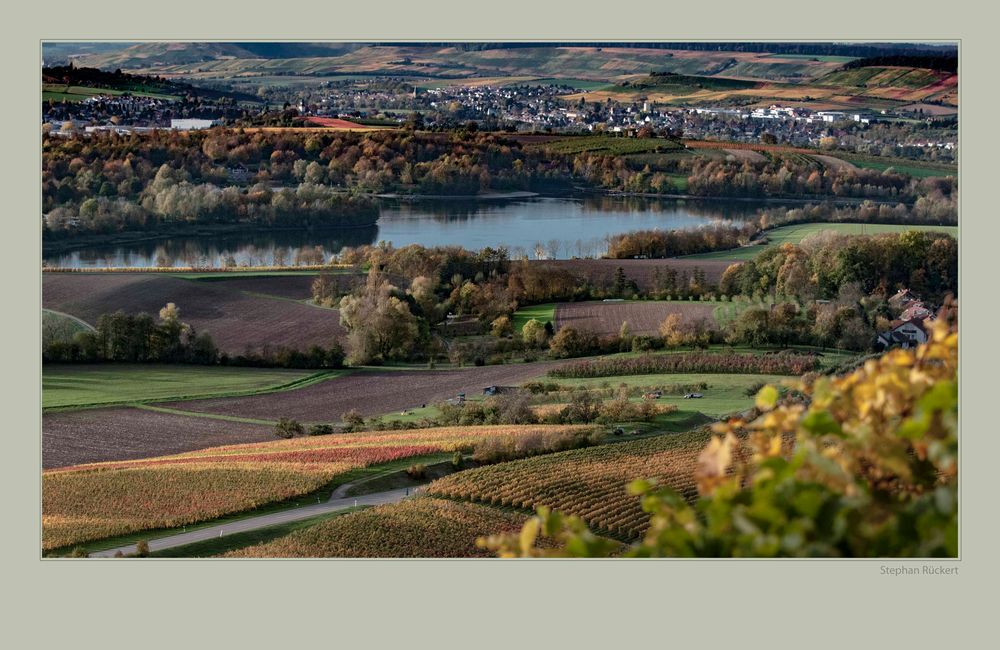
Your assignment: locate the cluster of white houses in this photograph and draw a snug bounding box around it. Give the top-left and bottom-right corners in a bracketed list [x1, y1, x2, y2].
[874, 289, 936, 350]
[691, 104, 877, 124]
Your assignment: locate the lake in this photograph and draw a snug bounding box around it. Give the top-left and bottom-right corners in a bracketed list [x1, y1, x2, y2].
[43, 196, 772, 268]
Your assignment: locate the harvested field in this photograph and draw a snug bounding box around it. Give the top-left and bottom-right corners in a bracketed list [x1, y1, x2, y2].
[161, 363, 564, 421]
[188, 274, 321, 300]
[723, 149, 766, 163]
[811, 154, 857, 171]
[42, 407, 277, 469]
[528, 258, 734, 292]
[555, 301, 717, 336]
[42, 273, 345, 354]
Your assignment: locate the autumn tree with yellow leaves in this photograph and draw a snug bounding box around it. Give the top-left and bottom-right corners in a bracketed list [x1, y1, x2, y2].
[480, 316, 958, 558]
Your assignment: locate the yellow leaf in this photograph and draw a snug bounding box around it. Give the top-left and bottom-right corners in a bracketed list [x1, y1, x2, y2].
[755, 385, 779, 410]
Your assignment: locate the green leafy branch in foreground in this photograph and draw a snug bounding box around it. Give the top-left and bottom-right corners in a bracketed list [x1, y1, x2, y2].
[479, 313, 958, 558]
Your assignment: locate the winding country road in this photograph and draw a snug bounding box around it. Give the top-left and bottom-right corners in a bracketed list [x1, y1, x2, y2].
[89, 486, 417, 558]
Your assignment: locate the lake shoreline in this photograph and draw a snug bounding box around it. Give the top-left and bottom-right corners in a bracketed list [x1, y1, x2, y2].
[42, 222, 380, 256]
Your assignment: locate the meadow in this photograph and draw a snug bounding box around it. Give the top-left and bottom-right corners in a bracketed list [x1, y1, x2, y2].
[512, 303, 557, 332]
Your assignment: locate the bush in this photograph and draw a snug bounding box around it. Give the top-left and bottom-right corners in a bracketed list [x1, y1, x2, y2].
[342, 409, 365, 432]
[308, 424, 334, 436]
[69, 546, 89, 558]
[471, 428, 604, 465]
[274, 418, 305, 439]
[134, 540, 150, 558]
[405, 464, 427, 479]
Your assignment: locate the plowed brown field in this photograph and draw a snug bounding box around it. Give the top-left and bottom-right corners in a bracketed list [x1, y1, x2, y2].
[42, 407, 275, 469]
[161, 363, 563, 421]
[42, 273, 345, 354]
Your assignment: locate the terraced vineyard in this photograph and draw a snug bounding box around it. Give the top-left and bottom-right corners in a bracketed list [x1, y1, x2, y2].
[43, 424, 587, 550]
[426, 430, 715, 539]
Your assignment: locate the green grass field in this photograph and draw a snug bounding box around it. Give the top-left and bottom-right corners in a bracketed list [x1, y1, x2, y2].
[546, 372, 789, 418]
[684, 222, 958, 262]
[42, 365, 331, 410]
[42, 84, 177, 102]
[512, 303, 557, 332]
[845, 158, 956, 178]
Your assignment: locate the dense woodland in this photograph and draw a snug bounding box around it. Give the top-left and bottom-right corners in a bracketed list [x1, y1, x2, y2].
[43, 129, 956, 238]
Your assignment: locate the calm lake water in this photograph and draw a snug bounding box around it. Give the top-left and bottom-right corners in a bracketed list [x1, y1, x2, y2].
[44, 196, 773, 268]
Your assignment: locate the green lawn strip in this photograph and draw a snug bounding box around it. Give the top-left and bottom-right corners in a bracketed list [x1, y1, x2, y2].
[545, 372, 790, 418]
[47, 453, 451, 557]
[148, 508, 369, 558]
[42, 366, 349, 411]
[513, 303, 557, 332]
[42, 84, 177, 101]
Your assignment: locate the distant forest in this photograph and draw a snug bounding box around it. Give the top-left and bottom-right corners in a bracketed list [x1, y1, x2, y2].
[841, 54, 957, 73]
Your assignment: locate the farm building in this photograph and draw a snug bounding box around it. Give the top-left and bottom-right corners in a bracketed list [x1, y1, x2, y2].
[875, 319, 929, 351]
[888, 288, 921, 309]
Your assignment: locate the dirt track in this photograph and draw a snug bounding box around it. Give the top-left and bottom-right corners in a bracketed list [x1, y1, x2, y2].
[161, 363, 563, 422]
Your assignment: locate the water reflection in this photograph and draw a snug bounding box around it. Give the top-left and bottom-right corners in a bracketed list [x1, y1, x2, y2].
[44, 196, 775, 268]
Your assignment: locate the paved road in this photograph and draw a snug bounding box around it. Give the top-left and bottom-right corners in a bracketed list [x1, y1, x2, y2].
[90, 486, 417, 558]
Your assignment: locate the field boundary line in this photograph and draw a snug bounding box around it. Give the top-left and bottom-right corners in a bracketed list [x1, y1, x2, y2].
[131, 404, 280, 425]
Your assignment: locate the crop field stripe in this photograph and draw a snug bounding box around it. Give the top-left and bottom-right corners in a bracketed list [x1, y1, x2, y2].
[43, 368, 350, 412]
